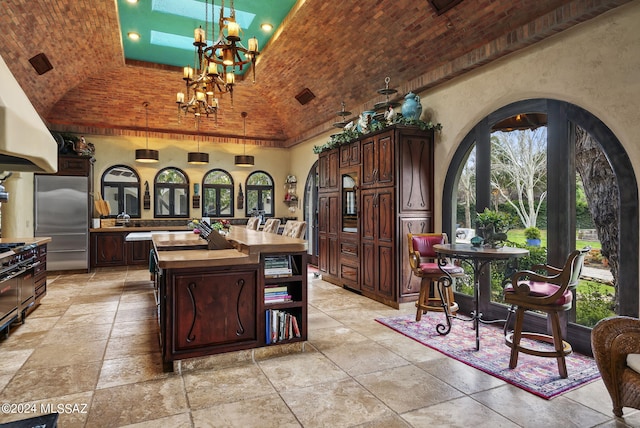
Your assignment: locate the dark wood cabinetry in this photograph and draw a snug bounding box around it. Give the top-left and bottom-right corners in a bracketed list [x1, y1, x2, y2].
[170, 268, 258, 355]
[34, 244, 47, 306]
[91, 232, 126, 267]
[318, 126, 434, 307]
[90, 231, 157, 268]
[57, 155, 93, 176]
[319, 149, 339, 191]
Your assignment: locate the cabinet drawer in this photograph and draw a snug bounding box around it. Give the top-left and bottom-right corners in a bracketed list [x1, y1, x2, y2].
[34, 262, 46, 276]
[340, 241, 358, 257]
[340, 264, 359, 284]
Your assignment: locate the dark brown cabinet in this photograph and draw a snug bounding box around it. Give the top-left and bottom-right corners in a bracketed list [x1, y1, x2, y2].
[339, 141, 360, 168]
[171, 269, 258, 353]
[317, 125, 434, 307]
[91, 232, 126, 267]
[319, 149, 339, 191]
[318, 193, 339, 277]
[33, 244, 47, 310]
[91, 231, 159, 268]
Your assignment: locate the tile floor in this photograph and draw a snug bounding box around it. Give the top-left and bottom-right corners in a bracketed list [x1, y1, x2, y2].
[0, 266, 638, 427]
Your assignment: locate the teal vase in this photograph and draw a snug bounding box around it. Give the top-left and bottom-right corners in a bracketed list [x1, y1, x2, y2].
[401, 92, 422, 120]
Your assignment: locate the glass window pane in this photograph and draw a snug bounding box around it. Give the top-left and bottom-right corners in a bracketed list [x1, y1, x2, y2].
[157, 188, 170, 215]
[220, 189, 231, 215]
[175, 188, 188, 215]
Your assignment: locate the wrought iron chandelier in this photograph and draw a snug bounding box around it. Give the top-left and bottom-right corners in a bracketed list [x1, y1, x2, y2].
[176, 0, 260, 125]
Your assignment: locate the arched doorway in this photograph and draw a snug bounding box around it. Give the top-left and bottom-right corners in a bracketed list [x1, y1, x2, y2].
[304, 161, 319, 266]
[442, 99, 638, 355]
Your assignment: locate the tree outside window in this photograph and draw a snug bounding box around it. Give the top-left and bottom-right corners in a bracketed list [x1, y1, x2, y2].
[245, 171, 274, 217]
[203, 169, 234, 217]
[101, 165, 141, 217]
[154, 167, 189, 218]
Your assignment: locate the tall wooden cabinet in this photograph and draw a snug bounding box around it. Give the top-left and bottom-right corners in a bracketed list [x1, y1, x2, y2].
[318, 126, 435, 308]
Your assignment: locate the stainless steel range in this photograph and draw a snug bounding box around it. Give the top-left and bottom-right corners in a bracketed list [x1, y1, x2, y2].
[0, 242, 39, 337]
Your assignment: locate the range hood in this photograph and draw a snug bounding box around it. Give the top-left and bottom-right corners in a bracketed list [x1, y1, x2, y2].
[0, 55, 57, 173]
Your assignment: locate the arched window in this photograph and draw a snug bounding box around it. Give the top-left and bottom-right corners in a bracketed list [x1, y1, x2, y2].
[154, 167, 189, 218]
[101, 165, 141, 217]
[442, 99, 638, 355]
[245, 171, 274, 217]
[203, 168, 234, 217]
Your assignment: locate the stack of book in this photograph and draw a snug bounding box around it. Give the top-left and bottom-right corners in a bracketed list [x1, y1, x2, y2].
[264, 255, 292, 278]
[266, 309, 301, 344]
[264, 285, 292, 304]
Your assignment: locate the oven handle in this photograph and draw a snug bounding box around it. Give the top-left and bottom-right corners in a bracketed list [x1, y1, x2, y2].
[0, 267, 27, 283]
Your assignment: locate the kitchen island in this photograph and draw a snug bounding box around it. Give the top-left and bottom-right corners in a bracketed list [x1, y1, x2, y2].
[152, 229, 307, 370]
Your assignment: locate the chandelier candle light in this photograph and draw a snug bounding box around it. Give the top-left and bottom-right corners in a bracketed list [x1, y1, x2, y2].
[135, 102, 159, 163]
[176, 0, 260, 124]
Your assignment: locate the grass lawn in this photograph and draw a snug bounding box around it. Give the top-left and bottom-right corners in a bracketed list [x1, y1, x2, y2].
[507, 228, 601, 250]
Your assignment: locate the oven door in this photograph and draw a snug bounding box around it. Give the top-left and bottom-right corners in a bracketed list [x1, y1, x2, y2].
[18, 263, 36, 319]
[0, 271, 20, 332]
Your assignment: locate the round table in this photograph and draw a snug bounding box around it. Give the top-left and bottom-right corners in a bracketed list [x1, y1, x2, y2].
[433, 243, 529, 350]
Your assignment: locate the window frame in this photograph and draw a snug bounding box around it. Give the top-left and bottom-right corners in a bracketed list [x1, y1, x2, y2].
[100, 164, 141, 218]
[245, 170, 275, 217]
[442, 99, 638, 355]
[154, 167, 190, 218]
[202, 168, 234, 218]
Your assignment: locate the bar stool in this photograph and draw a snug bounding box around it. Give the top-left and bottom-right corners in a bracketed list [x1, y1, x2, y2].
[408, 233, 464, 321]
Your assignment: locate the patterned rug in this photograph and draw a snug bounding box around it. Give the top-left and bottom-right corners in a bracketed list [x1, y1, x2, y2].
[376, 312, 601, 399]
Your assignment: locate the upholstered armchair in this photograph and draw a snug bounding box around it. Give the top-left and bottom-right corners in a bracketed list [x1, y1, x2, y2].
[592, 316, 640, 417]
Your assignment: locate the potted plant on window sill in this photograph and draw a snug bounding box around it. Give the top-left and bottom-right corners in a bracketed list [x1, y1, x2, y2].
[524, 226, 542, 247]
[475, 208, 512, 248]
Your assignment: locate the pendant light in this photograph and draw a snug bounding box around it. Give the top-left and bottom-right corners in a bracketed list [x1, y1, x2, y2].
[234, 111, 254, 166]
[188, 118, 209, 164]
[135, 102, 159, 163]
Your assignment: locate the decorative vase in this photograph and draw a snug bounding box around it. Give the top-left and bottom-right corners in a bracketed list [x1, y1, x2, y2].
[401, 92, 422, 120]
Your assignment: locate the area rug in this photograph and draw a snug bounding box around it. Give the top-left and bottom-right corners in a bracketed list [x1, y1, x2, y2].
[376, 312, 600, 399]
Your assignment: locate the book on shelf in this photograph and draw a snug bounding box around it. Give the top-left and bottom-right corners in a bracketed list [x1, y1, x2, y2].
[264, 255, 293, 278]
[266, 309, 301, 343]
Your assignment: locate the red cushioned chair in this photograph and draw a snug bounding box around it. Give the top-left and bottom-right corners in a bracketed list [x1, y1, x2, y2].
[408, 233, 465, 322]
[504, 247, 589, 378]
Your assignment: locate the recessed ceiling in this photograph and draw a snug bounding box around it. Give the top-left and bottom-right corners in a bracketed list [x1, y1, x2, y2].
[117, 0, 297, 73]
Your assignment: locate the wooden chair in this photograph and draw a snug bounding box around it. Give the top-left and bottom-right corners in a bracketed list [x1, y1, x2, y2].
[262, 218, 281, 234]
[408, 233, 464, 322]
[282, 221, 307, 239]
[504, 247, 589, 378]
[246, 217, 260, 230]
[592, 316, 640, 417]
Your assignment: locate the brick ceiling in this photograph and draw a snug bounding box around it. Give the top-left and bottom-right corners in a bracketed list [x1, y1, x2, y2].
[0, 0, 632, 148]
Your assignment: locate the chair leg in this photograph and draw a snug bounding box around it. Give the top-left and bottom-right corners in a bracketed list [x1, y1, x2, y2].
[550, 311, 568, 378]
[415, 279, 429, 322]
[503, 304, 516, 336]
[509, 307, 525, 369]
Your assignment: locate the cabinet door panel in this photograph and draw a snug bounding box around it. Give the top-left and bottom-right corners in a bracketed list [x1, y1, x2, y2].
[377, 134, 394, 186]
[361, 242, 376, 292]
[378, 245, 395, 298]
[361, 190, 376, 241]
[318, 235, 328, 273]
[328, 237, 339, 277]
[399, 133, 433, 213]
[361, 138, 376, 187]
[328, 194, 339, 235]
[173, 271, 257, 350]
[377, 189, 394, 243]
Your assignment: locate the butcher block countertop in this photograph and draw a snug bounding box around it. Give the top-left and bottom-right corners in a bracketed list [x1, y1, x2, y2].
[0, 237, 52, 246]
[152, 228, 307, 270]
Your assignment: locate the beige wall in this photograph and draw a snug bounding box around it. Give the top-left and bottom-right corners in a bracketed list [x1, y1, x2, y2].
[87, 134, 292, 220]
[420, 2, 640, 231]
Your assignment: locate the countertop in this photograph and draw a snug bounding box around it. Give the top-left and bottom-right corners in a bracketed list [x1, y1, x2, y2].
[0, 237, 52, 245]
[90, 226, 190, 233]
[152, 229, 307, 270]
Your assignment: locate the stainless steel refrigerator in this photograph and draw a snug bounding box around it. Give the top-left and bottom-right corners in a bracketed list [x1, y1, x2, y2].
[34, 175, 89, 271]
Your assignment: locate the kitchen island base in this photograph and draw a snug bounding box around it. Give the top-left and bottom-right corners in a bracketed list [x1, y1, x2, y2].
[153, 230, 308, 370]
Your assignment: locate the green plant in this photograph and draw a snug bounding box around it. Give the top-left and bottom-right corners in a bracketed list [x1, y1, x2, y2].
[475, 208, 512, 231]
[524, 226, 541, 240]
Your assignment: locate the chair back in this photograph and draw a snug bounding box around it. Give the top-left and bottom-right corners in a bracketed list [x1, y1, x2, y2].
[509, 246, 590, 305]
[282, 221, 307, 239]
[262, 218, 281, 234]
[408, 233, 448, 260]
[246, 217, 260, 230]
